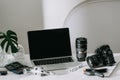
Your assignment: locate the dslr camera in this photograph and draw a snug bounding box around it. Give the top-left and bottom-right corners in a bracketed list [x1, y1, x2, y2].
[87, 45, 116, 68]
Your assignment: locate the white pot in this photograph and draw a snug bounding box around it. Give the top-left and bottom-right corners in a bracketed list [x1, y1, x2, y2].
[13, 44, 25, 62]
[0, 44, 25, 67]
[0, 51, 15, 67]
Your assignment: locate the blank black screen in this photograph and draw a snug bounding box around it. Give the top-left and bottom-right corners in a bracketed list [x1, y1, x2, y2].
[27, 28, 72, 60]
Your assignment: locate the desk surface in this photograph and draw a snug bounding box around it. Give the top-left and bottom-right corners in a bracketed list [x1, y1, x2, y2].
[0, 53, 120, 80]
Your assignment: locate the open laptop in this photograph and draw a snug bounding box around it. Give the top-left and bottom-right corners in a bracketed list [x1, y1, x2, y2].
[27, 28, 78, 71]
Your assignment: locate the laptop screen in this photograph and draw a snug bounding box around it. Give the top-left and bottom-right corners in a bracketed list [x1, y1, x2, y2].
[27, 28, 72, 60]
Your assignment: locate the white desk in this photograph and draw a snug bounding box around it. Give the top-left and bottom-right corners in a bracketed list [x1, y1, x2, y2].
[0, 53, 120, 80]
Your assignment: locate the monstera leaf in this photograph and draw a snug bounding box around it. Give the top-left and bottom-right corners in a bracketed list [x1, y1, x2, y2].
[0, 30, 18, 53]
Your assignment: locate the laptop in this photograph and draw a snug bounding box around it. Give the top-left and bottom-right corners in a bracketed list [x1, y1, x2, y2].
[27, 28, 78, 71]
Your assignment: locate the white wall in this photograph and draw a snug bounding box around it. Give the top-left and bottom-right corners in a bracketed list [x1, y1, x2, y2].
[0, 0, 85, 54]
[0, 0, 44, 54]
[42, 0, 85, 29]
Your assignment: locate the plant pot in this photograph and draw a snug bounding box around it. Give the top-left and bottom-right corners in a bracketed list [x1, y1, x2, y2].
[13, 44, 25, 62]
[0, 51, 15, 67]
[0, 44, 25, 67]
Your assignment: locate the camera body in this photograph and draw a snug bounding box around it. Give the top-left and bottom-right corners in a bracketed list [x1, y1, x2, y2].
[87, 45, 116, 68]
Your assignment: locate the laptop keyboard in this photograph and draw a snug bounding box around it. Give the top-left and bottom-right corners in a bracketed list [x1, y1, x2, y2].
[33, 57, 74, 65]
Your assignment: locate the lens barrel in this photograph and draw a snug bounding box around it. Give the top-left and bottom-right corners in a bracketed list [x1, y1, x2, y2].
[76, 37, 87, 61]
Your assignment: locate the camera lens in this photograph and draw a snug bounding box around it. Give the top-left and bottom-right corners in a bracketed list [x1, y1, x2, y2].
[87, 56, 94, 68]
[87, 55, 103, 68]
[76, 37, 87, 61]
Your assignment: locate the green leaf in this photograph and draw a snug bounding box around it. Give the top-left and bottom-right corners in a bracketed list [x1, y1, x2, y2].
[10, 36, 18, 41]
[0, 35, 4, 39]
[0, 30, 18, 53]
[11, 40, 18, 47]
[5, 42, 10, 53]
[11, 44, 18, 53]
[0, 33, 5, 39]
[7, 30, 17, 36]
[1, 39, 7, 49]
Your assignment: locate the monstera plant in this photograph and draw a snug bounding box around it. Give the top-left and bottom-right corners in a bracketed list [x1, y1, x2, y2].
[0, 30, 19, 54]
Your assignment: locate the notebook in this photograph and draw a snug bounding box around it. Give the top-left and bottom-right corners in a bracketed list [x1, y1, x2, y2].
[27, 28, 77, 71]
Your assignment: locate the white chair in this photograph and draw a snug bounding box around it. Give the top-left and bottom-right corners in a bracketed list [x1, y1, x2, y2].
[63, 0, 120, 57]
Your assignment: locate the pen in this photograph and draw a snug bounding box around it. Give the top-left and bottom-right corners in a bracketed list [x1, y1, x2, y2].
[83, 68, 106, 78]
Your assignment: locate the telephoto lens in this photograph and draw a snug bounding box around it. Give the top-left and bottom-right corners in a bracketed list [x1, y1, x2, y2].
[76, 37, 87, 61]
